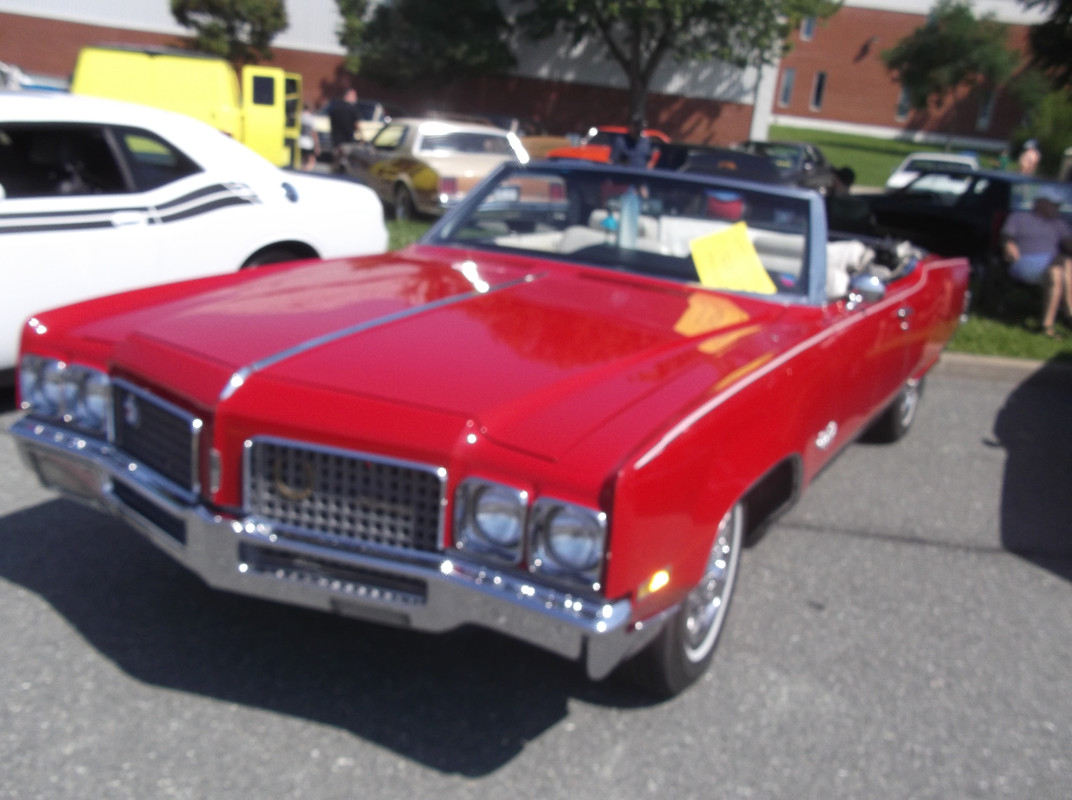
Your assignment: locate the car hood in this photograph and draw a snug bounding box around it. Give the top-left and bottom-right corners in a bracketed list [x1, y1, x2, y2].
[86, 247, 785, 461]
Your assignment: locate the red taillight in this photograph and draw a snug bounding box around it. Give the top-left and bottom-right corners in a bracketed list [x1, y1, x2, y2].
[550, 182, 566, 201]
[439, 177, 458, 196]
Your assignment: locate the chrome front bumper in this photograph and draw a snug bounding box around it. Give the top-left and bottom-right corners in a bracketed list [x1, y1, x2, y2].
[9, 416, 665, 680]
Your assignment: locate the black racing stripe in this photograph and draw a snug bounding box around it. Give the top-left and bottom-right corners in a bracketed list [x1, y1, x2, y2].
[0, 220, 116, 234]
[0, 205, 151, 221]
[0, 184, 258, 235]
[158, 195, 252, 223]
[155, 183, 241, 211]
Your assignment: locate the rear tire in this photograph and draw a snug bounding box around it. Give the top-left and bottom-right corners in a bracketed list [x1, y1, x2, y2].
[622, 503, 744, 698]
[864, 377, 923, 443]
[393, 183, 416, 221]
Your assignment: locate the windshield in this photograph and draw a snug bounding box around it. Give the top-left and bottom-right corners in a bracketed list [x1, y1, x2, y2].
[904, 158, 974, 173]
[417, 132, 515, 156]
[425, 163, 814, 299]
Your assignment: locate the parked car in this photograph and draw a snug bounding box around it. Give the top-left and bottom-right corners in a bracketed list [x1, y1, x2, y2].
[885, 152, 979, 192]
[656, 143, 786, 184]
[0, 90, 388, 382]
[9, 161, 968, 697]
[826, 167, 1072, 308]
[546, 125, 671, 166]
[735, 139, 838, 194]
[341, 116, 529, 219]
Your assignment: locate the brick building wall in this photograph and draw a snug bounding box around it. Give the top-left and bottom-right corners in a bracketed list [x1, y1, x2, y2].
[774, 6, 1034, 144]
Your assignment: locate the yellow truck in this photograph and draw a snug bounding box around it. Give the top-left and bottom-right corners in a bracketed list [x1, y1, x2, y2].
[70, 45, 301, 168]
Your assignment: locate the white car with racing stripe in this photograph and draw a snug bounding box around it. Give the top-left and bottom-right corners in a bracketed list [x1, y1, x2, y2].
[0, 90, 388, 380]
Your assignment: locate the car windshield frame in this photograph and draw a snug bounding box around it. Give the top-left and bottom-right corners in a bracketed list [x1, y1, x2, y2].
[423, 161, 825, 304]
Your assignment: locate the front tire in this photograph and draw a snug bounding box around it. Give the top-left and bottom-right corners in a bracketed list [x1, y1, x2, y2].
[623, 502, 744, 698]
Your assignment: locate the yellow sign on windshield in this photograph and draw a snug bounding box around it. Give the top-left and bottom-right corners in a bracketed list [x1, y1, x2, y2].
[690, 222, 777, 295]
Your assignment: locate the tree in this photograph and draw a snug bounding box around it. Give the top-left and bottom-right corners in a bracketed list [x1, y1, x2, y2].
[882, 0, 1016, 132]
[511, 0, 841, 126]
[335, 0, 515, 87]
[171, 0, 288, 66]
[1021, 0, 1072, 90]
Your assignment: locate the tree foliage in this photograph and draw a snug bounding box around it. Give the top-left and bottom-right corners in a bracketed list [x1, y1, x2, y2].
[171, 0, 287, 65]
[335, 0, 371, 74]
[882, 0, 1016, 114]
[1021, 0, 1072, 90]
[335, 0, 515, 88]
[512, 0, 840, 124]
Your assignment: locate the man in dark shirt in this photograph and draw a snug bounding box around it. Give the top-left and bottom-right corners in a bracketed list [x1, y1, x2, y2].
[328, 88, 360, 152]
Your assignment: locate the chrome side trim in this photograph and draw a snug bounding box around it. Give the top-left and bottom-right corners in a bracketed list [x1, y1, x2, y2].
[219, 275, 532, 401]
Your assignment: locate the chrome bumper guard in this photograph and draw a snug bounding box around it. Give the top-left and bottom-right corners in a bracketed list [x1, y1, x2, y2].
[9, 417, 665, 680]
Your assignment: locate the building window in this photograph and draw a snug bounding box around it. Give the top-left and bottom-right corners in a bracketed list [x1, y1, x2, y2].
[801, 17, 816, 41]
[895, 87, 910, 121]
[779, 68, 796, 107]
[810, 72, 827, 111]
[976, 92, 996, 131]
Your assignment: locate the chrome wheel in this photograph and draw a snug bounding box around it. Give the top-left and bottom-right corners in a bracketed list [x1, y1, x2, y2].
[896, 378, 921, 430]
[623, 502, 744, 697]
[682, 503, 743, 663]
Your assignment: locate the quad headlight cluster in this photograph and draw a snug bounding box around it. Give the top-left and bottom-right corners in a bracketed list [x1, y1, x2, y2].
[454, 478, 607, 590]
[19, 355, 111, 435]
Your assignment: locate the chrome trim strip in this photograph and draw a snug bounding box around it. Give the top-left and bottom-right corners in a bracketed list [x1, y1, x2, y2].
[219, 275, 532, 401]
[9, 415, 655, 680]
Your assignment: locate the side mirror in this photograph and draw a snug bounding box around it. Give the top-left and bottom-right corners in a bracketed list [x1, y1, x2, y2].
[847, 273, 885, 309]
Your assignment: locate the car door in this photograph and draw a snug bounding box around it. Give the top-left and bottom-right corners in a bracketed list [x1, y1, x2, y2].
[110, 125, 286, 279]
[347, 122, 410, 203]
[0, 122, 158, 370]
[828, 260, 933, 440]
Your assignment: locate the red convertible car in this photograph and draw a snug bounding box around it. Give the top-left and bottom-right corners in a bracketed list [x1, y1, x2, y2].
[9, 162, 969, 697]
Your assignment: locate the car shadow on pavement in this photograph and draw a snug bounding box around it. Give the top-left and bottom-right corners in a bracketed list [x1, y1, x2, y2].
[992, 359, 1072, 582]
[0, 495, 658, 776]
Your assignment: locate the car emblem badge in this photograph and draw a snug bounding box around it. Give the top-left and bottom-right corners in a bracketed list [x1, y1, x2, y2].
[816, 421, 838, 451]
[123, 393, 141, 429]
[273, 458, 316, 502]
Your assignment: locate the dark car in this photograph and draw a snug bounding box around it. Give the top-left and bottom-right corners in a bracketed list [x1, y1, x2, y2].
[655, 144, 785, 184]
[736, 140, 838, 194]
[826, 168, 1072, 308]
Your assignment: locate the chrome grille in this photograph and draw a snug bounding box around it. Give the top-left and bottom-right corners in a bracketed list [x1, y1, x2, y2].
[112, 382, 200, 492]
[244, 438, 444, 553]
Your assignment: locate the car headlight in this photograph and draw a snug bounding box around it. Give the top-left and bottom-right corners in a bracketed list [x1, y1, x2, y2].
[454, 479, 528, 561]
[19, 355, 111, 434]
[531, 499, 607, 587]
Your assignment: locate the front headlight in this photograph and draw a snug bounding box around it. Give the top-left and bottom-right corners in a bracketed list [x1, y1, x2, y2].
[531, 499, 607, 588]
[19, 355, 111, 435]
[454, 479, 528, 562]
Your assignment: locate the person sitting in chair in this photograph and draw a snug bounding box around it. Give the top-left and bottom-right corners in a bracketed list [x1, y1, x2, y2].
[1001, 188, 1072, 338]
